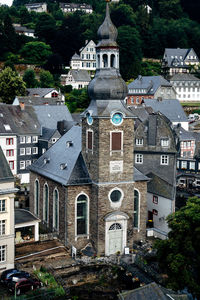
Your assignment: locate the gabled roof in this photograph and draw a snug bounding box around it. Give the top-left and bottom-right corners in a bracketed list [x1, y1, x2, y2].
[71, 70, 91, 82]
[33, 105, 73, 129]
[143, 99, 188, 123]
[14, 25, 34, 33]
[15, 209, 40, 225]
[41, 127, 59, 141]
[29, 126, 91, 186]
[13, 96, 64, 106]
[27, 88, 57, 98]
[0, 147, 14, 182]
[79, 40, 96, 52]
[170, 73, 200, 82]
[71, 53, 81, 60]
[163, 48, 199, 68]
[0, 104, 40, 135]
[134, 167, 149, 182]
[147, 172, 175, 200]
[174, 125, 195, 141]
[128, 76, 172, 95]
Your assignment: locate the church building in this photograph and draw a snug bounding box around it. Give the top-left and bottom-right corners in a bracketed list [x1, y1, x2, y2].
[29, 1, 149, 256]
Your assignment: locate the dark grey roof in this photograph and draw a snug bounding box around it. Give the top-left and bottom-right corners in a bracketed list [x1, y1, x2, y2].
[71, 70, 91, 82]
[13, 96, 64, 106]
[72, 113, 81, 125]
[0, 104, 40, 135]
[0, 147, 14, 182]
[71, 53, 81, 60]
[15, 209, 39, 225]
[118, 282, 190, 300]
[143, 99, 188, 123]
[128, 76, 172, 95]
[59, 2, 92, 9]
[163, 48, 199, 68]
[128, 106, 153, 122]
[27, 88, 56, 98]
[29, 126, 91, 186]
[41, 127, 57, 141]
[134, 167, 149, 182]
[174, 125, 195, 141]
[14, 25, 34, 33]
[170, 73, 200, 82]
[147, 172, 175, 200]
[33, 105, 73, 129]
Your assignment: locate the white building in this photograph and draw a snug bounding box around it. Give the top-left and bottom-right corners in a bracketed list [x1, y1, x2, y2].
[70, 40, 96, 72]
[170, 73, 200, 102]
[0, 147, 17, 272]
[13, 24, 35, 38]
[59, 3, 93, 14]
[0, 134, 17, 176]
[61, 69, 91, 89]
[25, 2, 47, 13]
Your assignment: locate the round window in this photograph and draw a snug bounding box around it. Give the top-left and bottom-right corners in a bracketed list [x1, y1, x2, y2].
[110, 189, 122, 202]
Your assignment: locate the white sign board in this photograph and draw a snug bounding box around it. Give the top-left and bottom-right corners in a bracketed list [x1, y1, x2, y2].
[110, 160, 123, 173]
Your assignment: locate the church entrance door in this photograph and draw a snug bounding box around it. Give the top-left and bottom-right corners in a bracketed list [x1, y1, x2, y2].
[108, 223, 123, 255]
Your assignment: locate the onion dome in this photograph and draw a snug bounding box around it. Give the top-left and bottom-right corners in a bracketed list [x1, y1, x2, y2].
[97, 2, 118, 48]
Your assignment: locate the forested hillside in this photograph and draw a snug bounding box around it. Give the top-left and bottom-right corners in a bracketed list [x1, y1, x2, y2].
[0, 0, 200, 80]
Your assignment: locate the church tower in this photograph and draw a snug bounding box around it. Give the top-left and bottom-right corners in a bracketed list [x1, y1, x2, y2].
[82, 0, 147, 255]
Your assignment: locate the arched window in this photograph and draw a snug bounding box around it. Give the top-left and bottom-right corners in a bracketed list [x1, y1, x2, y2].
[109, 223, 122, 230]
[76, 194, 88, 235]
[103, 54, 108, 68]
[43, 184, 49, 223]
[34, 179, 39, 216]
[134, 190, 139, 228]
[53, 189, 59, 230]
[111, 54, 115, 68]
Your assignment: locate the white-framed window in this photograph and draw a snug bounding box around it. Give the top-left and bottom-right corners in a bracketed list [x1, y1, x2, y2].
[32, 147, 38, 154]
[8, 161, 14, 170]
[177, 160, 179, 168]
[0, 199, 6, 212]
[135, 154, 143, 164]
[42, 148, 46, 154]
[0, 220, 5, 235]
[110, 131, 123, 153]
[136, 138, 143, 146]
[76, 193, 89, 236]
[86, 130, 93, 152]
[43, 183, 49, 223]
[20, 161, 25, 170]
[160, 155, 169, 165]
[26, 136, 31, 143]
[0, 245, 6, 262]
[161, 139, 169, 147]
[34, 179, 40, 216]
[181, 161, 187, 169]
[26, 148, 31, 155]
[198, 162, 200, 170]
[6, 138, 13, 145]
[134, 189, 140, 228]
[190, 162, 195, 170]
[32, 136, 38, 143]
[153, 195, 158, 204]
[20, 148, 25, 156]
[20, 136, 26, 144]
[6, 149, 14, 157]
[26, 160, 31, 167]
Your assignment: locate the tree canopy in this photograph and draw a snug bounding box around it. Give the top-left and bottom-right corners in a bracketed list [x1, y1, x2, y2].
[155, 196, 200, 298]
[20, 41, 52, 64]
[0, 67, 26, 103]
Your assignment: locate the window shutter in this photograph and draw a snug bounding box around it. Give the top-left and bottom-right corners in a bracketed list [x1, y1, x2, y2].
[112, 132, 121, 151]
[87, 131, 93, 150]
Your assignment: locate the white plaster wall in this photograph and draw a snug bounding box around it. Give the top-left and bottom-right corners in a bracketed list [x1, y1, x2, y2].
[0, 136, 17, 175]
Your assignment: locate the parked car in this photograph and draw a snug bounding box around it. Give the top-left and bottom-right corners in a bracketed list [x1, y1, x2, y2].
[8, 277, 42, 295]
[0, 269, 30, 285]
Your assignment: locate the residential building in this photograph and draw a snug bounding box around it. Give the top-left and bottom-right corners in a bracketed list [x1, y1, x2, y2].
[26, 88, 64, 101]
[127, 75, 176, 105]
[170, 73, 200, 102]
[29, 2, 149, 256]
[143, 98, 189, 131]
[70, 40, 97, 72]
[61, 69, 91, 89]
[0, 147, 17, 272]
[25, 2, 47, 13]
[13, 96, 65, 106]
[13, 24, 35, 38]
[131, 107, 178, 238]
[162, 48, 199, 77]
[38, 127, 61, 156]
[59, 2, 93, 14]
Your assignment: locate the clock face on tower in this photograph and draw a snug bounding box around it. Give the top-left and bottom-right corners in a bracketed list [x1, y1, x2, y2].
[87, 114, 93, 125]
[111, 112, 123, 126]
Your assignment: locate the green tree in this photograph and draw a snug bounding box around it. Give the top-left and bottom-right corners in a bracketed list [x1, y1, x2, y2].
[35, 13, 56, 45]
[155, 196, 200, 298]
[39, 70, 54, 88]
[117, 25, 142, 81]
[0, 67, 26, 103]
[65, 88, 90, 113]
[158, 0, 183, 19]
[23, 69, 38, 88]
[20, 41, 52, 64]
[110, 4, 136, 28]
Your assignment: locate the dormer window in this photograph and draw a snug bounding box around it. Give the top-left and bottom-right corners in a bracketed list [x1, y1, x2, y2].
[136, 138, 143, 146]
[161, 139, 169, 147]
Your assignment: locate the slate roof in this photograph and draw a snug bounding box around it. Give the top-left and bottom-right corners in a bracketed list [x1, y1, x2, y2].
[15, 209, 40, 225]
[170, 73, 200, 82]
[128, 76, 172, 95]
[41, 127, 58, 141]
[14, 25, 34, 33]
[118, 282, 190, 300]
[27, 88, 57, 98]
[147, 172, 175, 200]
[71, 70, 91, 82]
[0, 104, 40, 135]
[29, 126, 91, 186]
[13, 96, 64, 106]
[163, 48, 199, 68]
[174, 125, 195, 141]
[0, 147, 14, 182]
[33, 105, 73, 129]
[128, 106, 153, 122]
[71, 53, 81, 60]
[134, 167, 149, 182]
[143, 99, 188, 123]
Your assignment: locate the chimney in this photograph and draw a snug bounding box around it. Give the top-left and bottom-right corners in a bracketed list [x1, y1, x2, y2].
[19, 102, 25, 110]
